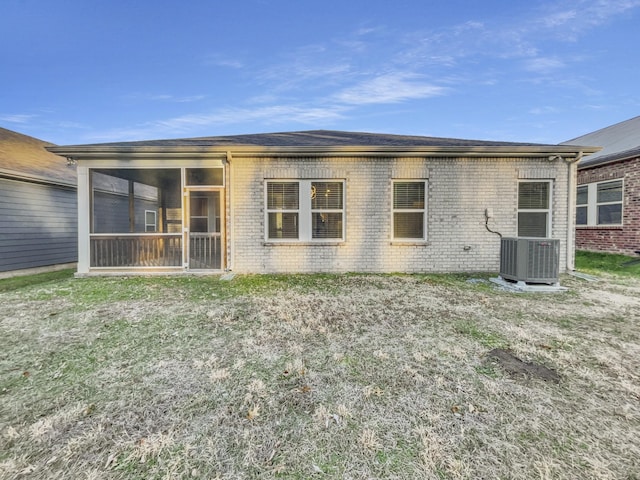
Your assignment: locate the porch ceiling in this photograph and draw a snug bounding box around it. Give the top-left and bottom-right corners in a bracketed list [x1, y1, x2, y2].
[93, 168, 179, 188]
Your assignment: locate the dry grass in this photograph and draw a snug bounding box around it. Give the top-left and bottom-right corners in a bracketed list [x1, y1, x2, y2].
[0, 272, 639, 479]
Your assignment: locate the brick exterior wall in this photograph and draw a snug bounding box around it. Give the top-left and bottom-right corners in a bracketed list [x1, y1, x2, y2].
[228, 156, 571, 274]
[577, 157, 640, 256]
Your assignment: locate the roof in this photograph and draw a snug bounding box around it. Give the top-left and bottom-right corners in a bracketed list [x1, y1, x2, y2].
[561, 116, 640, 169]
[0, 127, 76, 186]
[48, 129, 599, 159]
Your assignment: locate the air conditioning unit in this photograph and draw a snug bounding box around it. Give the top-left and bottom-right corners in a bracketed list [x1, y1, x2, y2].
[499, 237, 560, 285]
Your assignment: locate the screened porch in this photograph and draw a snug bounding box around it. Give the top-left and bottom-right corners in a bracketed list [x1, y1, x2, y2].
[87, 167, 224, 270]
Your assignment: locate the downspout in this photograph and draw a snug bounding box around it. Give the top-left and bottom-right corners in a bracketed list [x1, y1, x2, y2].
[564, 151, 582, 272]
[225, 150, 234, 271]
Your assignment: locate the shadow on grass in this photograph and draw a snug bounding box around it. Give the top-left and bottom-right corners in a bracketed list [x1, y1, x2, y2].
[0, 269, 75, 293]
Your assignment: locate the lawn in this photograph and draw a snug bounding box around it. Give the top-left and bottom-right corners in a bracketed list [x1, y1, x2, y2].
[0, 264, 639, 479]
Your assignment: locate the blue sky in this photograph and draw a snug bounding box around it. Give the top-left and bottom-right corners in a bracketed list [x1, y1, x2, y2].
[1, 0, 639, 146]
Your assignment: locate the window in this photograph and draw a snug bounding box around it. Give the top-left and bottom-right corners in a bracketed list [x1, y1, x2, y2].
[518, 181, 551, 237]
[266, 182, 299, 239]
[576, 185, 588, 225]
[266, 180, 344, 241]
[393, 181, 426, 240]
[144, 210, 157, 232]
[576, 179, 623, 226]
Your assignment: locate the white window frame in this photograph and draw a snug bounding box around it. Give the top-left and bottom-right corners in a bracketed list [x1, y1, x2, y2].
[576, 179, 624, 227]
[144, 210, 157, 232]
[517, 180, 552, 238]
[265, 179, 345, 242]
[576, 185, 588, 226]
[392, 180, 427, 241]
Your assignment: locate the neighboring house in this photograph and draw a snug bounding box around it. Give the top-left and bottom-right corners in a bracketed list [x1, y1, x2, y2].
[562, 116, 640, 256]
[48, 130, 597, 276]
[0, 127, 78, 273]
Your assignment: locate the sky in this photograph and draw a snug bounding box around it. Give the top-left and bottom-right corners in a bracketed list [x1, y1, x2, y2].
[1, 0, 639, 146]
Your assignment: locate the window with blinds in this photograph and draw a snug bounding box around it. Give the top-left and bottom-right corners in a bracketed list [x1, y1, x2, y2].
[393, 181, 426, 240]
[266, 182, 299, 239]
[517, 181, 551, 237]
[265, 180, 344, 241]
[311, 181, 344, 239]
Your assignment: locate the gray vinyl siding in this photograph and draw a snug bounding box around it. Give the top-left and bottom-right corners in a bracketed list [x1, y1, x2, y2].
[0, 177, 77, 272]
[93, 191, 159, 233]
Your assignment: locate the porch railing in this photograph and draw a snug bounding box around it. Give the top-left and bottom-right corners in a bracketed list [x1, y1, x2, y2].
[90, 234, 182, 268]
[189, 233, 222, 269]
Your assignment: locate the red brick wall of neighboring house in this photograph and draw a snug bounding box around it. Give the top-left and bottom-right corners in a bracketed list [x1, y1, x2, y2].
[577, 157, 640, 256]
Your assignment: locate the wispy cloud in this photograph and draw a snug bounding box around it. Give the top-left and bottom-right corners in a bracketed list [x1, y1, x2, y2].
[85, 104, 350, 142]
[154, 105, 348, 131]
[202, 54, 245, 69]
[0, 114, 37, 124]
[523, 57, 566, 73]
[126, 93, 207, 103]
[335, 73, 447, 105]
[529, 106, 561, 115]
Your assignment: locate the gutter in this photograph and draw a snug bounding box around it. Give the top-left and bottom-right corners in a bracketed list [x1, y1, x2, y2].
[0, 168, 77, 189]
[225, 151, 234, 272]
[563, 152, 583, 272]
[47, 144, 600, 160]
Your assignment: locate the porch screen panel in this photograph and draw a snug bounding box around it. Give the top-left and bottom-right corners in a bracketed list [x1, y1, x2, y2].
[89, 168, 182, 267]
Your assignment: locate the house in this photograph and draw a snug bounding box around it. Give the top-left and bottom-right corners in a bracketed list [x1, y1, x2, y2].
[47, 130, 597, 276]
[0, 127, 78, 274]
[562, 116, 640, 256]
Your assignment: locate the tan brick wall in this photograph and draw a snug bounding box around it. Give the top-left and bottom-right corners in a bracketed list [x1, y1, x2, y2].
[577, 157, 640, 256]
[228, 156, 570, 273]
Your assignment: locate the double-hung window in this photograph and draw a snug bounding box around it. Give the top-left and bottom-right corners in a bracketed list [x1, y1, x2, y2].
[266, 180, 344, 241]
[576, 185, 588, 225]
[518, 181, 551, 237]
[576, 179, 623, 226]
[393, 181, 427, 240]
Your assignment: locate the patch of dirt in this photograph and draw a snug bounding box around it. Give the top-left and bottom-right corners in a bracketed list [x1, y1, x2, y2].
[486, 348, 562, 383]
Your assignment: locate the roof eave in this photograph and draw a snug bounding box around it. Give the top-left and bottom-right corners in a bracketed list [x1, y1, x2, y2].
[48, 144, 601, 160]
[579, 151, 640, 170]
[0, 168, 77, 188]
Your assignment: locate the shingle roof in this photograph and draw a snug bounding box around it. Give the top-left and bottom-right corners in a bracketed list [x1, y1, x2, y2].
[561, 116, 640, 168]
[53, 129, 553, 148]
[48, 129, 599, 161]
[0, 127, 76, 186]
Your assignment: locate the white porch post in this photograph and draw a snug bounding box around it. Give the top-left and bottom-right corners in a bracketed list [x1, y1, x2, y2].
[76, 165, 90, 274]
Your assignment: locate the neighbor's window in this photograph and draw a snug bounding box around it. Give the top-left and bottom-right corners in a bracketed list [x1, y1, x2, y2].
[144, 210, 157, 232]
[518, 181, 551, 237]
[265, 180, 344, 241]
[576, 179, 623, 226]
[597, 180, 623, 225]
[576, 185, 588, 226]
[393, 181, 426, 240]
